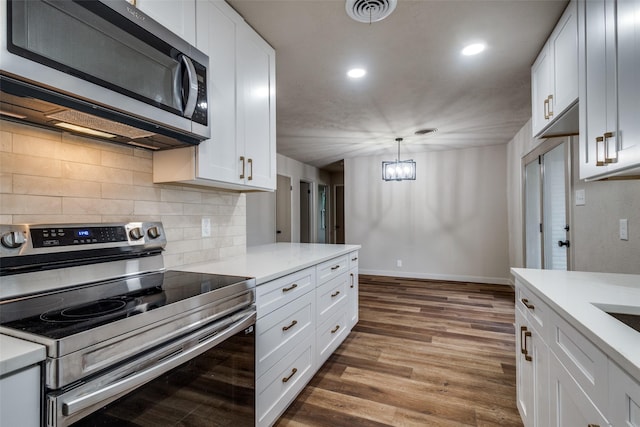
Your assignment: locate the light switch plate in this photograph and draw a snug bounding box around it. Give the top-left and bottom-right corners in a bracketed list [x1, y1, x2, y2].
[619, 219, 628, 241]
[575, 189, 586, 206]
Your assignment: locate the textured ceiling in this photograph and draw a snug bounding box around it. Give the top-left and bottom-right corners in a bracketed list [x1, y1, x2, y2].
[227, 0, 569, 169]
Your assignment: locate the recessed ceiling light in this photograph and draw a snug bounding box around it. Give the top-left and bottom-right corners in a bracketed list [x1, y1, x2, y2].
[347, 68, 366, 78]
[461, 43, 486, 56]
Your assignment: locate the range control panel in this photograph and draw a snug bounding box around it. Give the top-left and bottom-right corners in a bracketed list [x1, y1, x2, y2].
[30, 226, 128, 248]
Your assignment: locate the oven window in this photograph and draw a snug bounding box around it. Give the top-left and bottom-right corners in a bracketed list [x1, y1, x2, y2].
[71, 328, 255, 426]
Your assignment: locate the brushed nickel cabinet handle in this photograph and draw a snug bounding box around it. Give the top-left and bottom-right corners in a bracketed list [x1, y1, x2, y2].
[282, 320, 298, 331]
[282, 283, 298, 292]
[543, 98, 550, 120]
[520, 326, 527, 354]
[521, 298, 535, 310]
[603, 131, 617, 163]
[282, 368, 298, 383]
[547, 94, 554, 117]
[239, 156, 246, 179]
[331, 325, 340, 334]
[595, 136, 606, 166]
[248, 158, 253, 181]
[350, 273, 355, 288]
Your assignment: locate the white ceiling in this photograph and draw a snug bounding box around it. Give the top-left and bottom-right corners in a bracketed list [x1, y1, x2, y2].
[227, 0, 569, 169]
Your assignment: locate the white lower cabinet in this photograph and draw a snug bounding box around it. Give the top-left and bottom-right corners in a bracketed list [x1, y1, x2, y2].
[255, 251, 359, 426]
[514, 278, 640, 427]
[0, 364, 41, 427]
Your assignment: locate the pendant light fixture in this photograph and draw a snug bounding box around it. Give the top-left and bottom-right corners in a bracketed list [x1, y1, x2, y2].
[382, 137, 416, 181]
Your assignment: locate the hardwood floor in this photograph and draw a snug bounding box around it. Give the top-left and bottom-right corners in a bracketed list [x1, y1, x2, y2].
[275, 275, 523, 427]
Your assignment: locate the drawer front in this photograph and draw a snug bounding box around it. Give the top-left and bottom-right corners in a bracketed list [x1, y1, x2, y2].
[256, 291, 315, 378]
[256, 267, 315, 318]
[549, 352, 608, 427]
[516, 281, 549, 339]
[256, 336, 315, 427]
[348, 251, 359, 270]
[317, 308, 349, 366]
[316, 254, 349, 284]
[316, 273, 349, 326]
[548, 309, 608, 412]
[609, 360, 640, 427]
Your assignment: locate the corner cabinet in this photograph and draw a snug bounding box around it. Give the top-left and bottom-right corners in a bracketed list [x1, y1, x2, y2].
[578, 0, 640, 180]
[531, 0, 579, 138]
[153, 0, 276, 191]
[133, 0, 196, 45]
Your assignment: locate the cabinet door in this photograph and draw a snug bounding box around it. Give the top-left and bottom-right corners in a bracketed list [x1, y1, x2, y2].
[548, 352, 609, 427]
[516, 309, 549, 427]
[531, 45, 552, 136]
[195, 0, 243, 185]
[609, 360, 640, 427]
[236, 24, 276, 190]
[0, 364, 41, 427]
[550, 0, 578, 118]
[135, 0, 196, 45]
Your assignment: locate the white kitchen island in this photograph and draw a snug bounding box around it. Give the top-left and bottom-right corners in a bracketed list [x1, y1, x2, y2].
[512, 268, 640, 427]
[179, 242, 361, 427]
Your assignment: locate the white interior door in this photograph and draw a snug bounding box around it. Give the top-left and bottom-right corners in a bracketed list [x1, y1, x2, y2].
[524, 160, 542, 269]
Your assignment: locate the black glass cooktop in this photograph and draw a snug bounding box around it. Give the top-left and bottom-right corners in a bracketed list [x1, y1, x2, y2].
[0, 271, 251, 339]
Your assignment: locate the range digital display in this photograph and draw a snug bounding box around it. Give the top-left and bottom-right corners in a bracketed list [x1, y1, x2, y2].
[76, 229, 91, 238]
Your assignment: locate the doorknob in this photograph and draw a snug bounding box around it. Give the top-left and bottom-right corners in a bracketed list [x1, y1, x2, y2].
[276, 230, 282, 234]
[558, 240, 570, 248]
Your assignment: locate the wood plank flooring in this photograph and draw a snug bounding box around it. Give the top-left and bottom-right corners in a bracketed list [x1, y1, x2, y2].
[275, 275, 523, 427]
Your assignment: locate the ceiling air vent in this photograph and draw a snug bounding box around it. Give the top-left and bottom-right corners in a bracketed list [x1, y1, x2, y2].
[346, 0, 397, 23]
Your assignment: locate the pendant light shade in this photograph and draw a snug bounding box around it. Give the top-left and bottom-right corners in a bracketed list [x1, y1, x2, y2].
[382, 138, 416, 181]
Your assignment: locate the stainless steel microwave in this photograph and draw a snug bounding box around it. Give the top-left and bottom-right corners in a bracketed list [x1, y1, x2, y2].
[0, 0, 209, 150]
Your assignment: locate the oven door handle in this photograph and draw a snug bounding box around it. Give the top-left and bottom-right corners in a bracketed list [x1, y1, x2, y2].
[60, 308, 255, 418]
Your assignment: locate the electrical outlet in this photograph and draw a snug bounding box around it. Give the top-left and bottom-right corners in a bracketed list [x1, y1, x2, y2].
[619, 219, 628, 241]
[396, 259, 402, 268]
[202, 218, 211, 237]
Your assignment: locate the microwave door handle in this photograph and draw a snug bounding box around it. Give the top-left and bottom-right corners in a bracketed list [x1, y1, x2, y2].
[181, 55, 199, 118]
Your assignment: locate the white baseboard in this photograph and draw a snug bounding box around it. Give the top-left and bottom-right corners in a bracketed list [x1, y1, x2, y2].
[358, 269, 512, 286]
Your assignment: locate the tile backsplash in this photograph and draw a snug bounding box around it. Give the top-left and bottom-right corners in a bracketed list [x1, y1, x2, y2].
[0, 120, 246, 268]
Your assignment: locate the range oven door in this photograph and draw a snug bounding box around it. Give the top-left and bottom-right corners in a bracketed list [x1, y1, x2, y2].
[47, 308, 255, 427]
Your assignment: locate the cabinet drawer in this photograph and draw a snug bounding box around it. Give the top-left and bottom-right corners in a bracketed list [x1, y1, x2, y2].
[548, 309, 608, 412]
[316, 255, 349, 284]
[256, 336, 315, 427]
[256, 291, 315, 378]
[609, 360, 640, 427]
[348, 251, 359, 270]
[317, 307, 349, 366]
[516, 282, 550, 339]
[317, 273, 349, 326]
[256, 267, 315, 318]
[549, 352, 608, 427]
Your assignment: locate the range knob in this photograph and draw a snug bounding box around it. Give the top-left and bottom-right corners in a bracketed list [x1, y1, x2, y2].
[147, 226, 161, 239]
[1, 231, 26, 249]
[129, 227, 144, 240]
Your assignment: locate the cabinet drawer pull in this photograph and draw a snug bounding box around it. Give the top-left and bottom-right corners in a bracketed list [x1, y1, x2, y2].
[520, 326, 527, 354]
[248, 158, 253, 180]
[350, 273, 355, 288]
[587, 425, 600, 427]
[521, 298, 535, 310]
[282, 368, 298, 383]
[524, 331, 533, 362]
[331, 325, 340, 334]
[331, 291, 340, 298]
[351, 257, 358, 261]
[331, 265, 340, 271]
[282, 320, 298, 331]
[239, 156, 246, 179]
[282, 283, 298, 292]
[543, 98, 550, 120]
[547, 94, 553, 117]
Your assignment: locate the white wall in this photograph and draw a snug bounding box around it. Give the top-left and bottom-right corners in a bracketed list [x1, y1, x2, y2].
[345, 144, 511, 284]
[246, 154, 329, 245]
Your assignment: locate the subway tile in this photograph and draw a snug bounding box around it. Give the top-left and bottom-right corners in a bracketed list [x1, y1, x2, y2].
[0, 129, 12, 152]
[13, 175, 101, 198]
[62, 162, 133, 185]
[133, 171, 154, 187]
[0, 194, 61, 214]
[63, 197, 134, 216]
[0, 173, 12, 193]
[101, 183, 161, 201]
[12, 132, 61, 159]
[161, 188, 202, 203]
[1, 152, 62, 177]
[102, 150, 152, 173]
[13, 214, 101, 224]
[183, 202, 219, 215]
[134, 200, 183, 215]
[0, 215, 13, 224]
[1, 120, 61, 143]
[160, 215, 201, 228]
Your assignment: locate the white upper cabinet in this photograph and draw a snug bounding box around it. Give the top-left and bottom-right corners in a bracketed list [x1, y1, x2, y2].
[133, 0, 196, 45]
[531, 0, 579, 138]
[579, 0, 640, 180]
[153, 0, 276, 191]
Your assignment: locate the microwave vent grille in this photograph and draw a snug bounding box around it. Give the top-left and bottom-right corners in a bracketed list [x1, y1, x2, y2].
[47, 110, 157, 139]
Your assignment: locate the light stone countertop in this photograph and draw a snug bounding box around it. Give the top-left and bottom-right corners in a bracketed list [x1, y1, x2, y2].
[177, 243, 361, 284]
[0, 334, 46, 376]
[511, 268, 640, 381]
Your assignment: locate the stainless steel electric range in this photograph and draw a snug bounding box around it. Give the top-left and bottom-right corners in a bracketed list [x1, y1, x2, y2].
[0, 222, 256, 427]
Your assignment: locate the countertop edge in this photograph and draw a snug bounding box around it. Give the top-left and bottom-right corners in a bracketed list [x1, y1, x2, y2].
[0, 335, 46, 376]
[511, 267, 640, 382]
